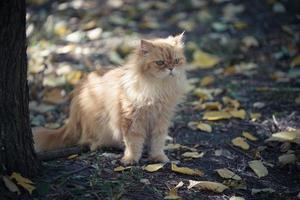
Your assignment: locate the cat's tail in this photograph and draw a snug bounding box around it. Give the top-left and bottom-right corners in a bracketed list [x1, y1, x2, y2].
[33, 125, 76, 152]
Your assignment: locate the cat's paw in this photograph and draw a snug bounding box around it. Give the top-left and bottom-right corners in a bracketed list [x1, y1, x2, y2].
[149, 154, 170, 163]
[121, 156, 139, 166]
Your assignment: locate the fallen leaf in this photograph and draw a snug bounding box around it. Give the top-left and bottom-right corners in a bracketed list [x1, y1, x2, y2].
[188, 180, 228, 193]
[164, 188, 181, 200]
[164, 181, 184, 200]
[200, 102, 222, 111]
[203, 111, 232, 121]
[291, 55, 300, 67]
[242, 36, 259, 48]
[171, 163, 203, 176]
[229, 109, 246, 119]
[251, 188, 275, 195]
[67, 154, 78, 159]
[43, 88, 65, 104]
[215, 168, 241, 180]
[165, 143, 182, 150]
[223, 179, 247, 190]
[233, 21, 248, 30]
[200, 76, 215, 86]
[265, 130, 300, 143]
[197, 122, 212, 133]
[54, 22, 70, 37]
[242, 132, 258, 141]
[113, 166, 132, 172]
[248, 160, 268, 178]
[182, 152, 204, 159]
[229, 196, 245, 200]
[66, 70, 83, 85]
[295, 96, 300, 104]
[2, 176, 20, 195]
[193, 88, 214, 100]
[10, 172, 35, 194]
[231, 137, 250, 150]
[187, 121, 198, 130]
[192, 50, 220, 69]
[278, 154, 296, 165]
[250, 113, 261, 121]
[222, 96, 240, 109]
[212, 22, 228, 32]
[181, 145, 198, 152]
[144, 163, 164, 172]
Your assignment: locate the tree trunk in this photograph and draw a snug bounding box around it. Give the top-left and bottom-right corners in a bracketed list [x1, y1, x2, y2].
[0, 0, 39, 177]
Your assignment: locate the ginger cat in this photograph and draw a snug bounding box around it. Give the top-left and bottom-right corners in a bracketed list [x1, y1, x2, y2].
[33, 33, 187, 165]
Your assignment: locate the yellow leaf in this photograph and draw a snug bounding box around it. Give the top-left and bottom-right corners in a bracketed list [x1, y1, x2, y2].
[67, 154, 78, 159]
[164, 188, 181, 200]
[171, 163, 203, 176]
[250, 112, 261, 121]
[10, 172, 35, 194]
[66, 70, 83, 85]
[165, 143, 182, 150]
[242, 132, 258, 141]
[248, 160, 268, 178]
[144, 163, 164, 172]
[164, 182, 183, 200]
[231, 137, 250, 150]
[229, 109, 246, 119]
[192, 50, 220, 69]
[200, 102, 222, 111]
[200, 76, 215, 86]
[54, 23, 70, 37]
[216, 168, 241, 180]
[278, 154, 296, 165]
[265, 130, 300, 143]
[223, 65, 236, 75]
[188, 180, 228, 193]
[182, 152, 204, 159]
[2, 176, 20, 195]
[291, 55, 300, 67]
[113, 166, 132, 172]
[222, 96, 240, 109]
[203, 111, 232, 121]
[197, 122, 212, 133]
[295, 96, 300, 104]
[43, 88, 65, 104]
[193, 88, 214, 100]
[181, 145, 198, 152]
[233, 21, 248, 30]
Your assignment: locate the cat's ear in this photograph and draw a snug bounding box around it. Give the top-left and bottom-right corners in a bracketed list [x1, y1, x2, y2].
[174, 32, 185, 46]
[140, 39, 153, 55]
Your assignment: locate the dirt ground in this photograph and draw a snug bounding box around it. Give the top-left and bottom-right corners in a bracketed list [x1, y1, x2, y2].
[4, 0, 300, 199]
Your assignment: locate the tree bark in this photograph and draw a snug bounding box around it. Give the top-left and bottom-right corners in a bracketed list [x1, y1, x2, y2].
[0, 0, 39, 177]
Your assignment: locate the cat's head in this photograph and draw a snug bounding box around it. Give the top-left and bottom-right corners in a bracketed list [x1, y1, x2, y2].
[135, 33, 186, 79]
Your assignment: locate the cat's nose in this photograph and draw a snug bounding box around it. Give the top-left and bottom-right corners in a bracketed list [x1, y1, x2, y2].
[168, 67, 173, 71]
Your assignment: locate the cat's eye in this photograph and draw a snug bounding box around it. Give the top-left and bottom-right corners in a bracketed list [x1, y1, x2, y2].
[174, 58, 180, 64]
[155, 60, 165, 66]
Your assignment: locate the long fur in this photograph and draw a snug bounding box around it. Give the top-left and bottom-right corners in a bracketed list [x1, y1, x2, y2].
[33, 34, 187, 164]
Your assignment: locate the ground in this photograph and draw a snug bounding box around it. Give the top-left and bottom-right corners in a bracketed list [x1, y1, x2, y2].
[7, 0, 300, 199]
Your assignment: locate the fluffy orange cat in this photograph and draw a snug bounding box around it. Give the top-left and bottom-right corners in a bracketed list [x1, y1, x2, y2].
[33, 33, 187, 165]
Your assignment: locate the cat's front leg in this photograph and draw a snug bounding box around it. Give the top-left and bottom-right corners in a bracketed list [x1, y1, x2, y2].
[121, 132, 145, 165]
[149, 125, 170, 163]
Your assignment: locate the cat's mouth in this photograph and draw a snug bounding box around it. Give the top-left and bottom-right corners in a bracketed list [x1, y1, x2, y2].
[169, 72, 175, 77]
